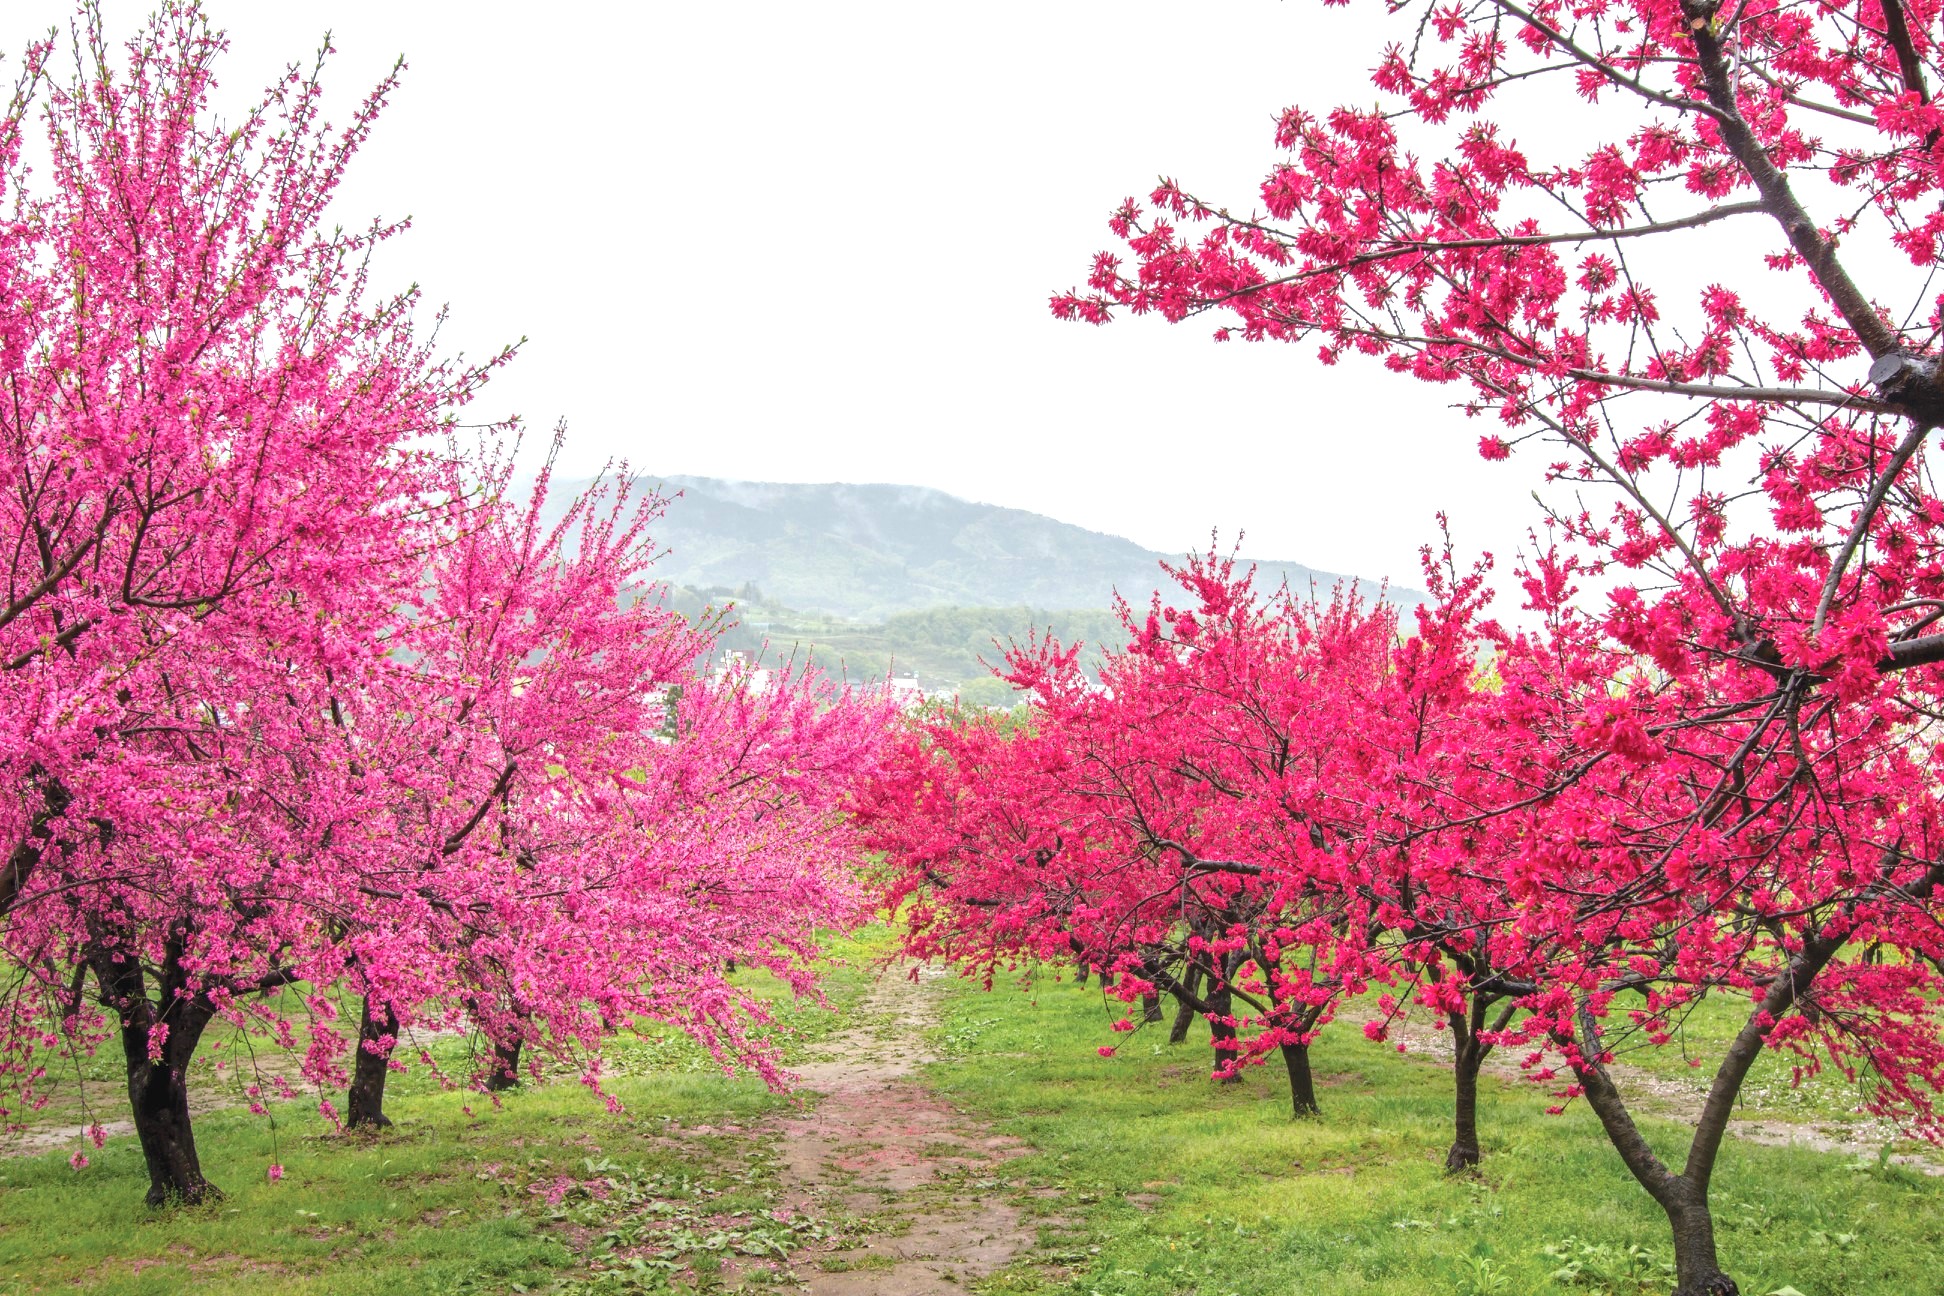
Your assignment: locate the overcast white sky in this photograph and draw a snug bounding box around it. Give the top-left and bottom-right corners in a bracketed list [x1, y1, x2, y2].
[10, 1, 1544, 592]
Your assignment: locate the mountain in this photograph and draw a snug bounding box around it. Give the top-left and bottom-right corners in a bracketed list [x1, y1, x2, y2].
[605, 475, 1417, 621]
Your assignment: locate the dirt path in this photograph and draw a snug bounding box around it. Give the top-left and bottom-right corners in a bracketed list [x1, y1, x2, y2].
[1385, 1016, 1944, 1175]
[768, 964, 1042, 1294]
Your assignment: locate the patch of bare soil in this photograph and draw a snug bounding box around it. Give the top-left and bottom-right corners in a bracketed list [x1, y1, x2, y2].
[767, 965, 1040, 1294]
[1384, 1016, 1944, 1175]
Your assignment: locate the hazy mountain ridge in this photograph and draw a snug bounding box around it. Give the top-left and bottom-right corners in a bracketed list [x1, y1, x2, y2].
[608, 475, 1418, 620]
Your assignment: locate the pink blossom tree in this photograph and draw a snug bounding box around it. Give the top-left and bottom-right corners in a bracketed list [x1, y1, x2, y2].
[0, 4, 892, 1207]
[863, 554, 1457, 1119]
[1056, 0, 1944, 1288]
[333, 466, 888, 1127]
[0, 2, 498, 1203]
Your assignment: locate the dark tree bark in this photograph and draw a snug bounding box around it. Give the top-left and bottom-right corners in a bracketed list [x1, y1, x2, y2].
[1252, 936, 1330, 1119]
[1279, 1040, 1318, 1117]
[1150, 946, 1245, 1082]
[465, 991, 530, 1092]
[1168, 961, 1202, 1044]
[1205, 956, 1241, 1084]
[485, 1035, 524, 1091]
[346, 995, 398, 1130]
[1562, 856, 1940, 1295]
[1074, 957, 1090, 987]
[1567, 944, 1832, 1293]
[1444, 992, 1518, 1172]
[0, 772, 71, 920]
[123, 1007, 217, 1206]
[91, 923, 221, 1206]
[1448, 1034, 1483, 1173]
[1571, 1022, 1739, 1296]
[1141, 992, 1164, 1023]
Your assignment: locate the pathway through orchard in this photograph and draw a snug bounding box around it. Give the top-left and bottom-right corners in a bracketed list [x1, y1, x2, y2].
[770, 964, 1042, 1294]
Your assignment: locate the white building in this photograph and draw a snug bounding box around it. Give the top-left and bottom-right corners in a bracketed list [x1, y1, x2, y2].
[711, 650, 776, 694]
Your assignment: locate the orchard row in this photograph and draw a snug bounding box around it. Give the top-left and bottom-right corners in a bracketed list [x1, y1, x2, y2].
[0, 6, 891, 1209]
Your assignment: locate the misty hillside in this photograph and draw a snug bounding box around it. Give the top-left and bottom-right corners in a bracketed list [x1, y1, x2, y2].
[598, 475, 1418, 620]
[654, 589, 1125, 702]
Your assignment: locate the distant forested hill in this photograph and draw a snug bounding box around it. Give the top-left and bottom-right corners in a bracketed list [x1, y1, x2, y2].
[597, 475, 1418, 621]
[559, 474, 1421, 696]
[656, 588, 1124, 700]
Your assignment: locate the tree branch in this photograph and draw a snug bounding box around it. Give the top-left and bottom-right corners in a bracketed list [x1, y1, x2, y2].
[1150, 837, 1264, 876]
[1877, 0, 1931, 105]
[1681, 0, 1900, 359]
[441, 762, 518, 857]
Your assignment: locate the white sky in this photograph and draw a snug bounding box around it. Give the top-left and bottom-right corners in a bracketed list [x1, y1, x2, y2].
[8, 2, 1560, 592]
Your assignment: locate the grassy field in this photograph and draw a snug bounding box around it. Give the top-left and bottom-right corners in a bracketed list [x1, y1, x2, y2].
[928, 969, 1944, 1296]
[0, 932, 886, 1296]
[2, 930, 1940, 1295]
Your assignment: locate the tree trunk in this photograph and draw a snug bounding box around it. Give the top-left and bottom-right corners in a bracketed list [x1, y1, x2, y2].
[93, 924, 220, 1206]
[346, 996, 397, 1130]
[1257, 951, 1325, 1118]
[1447, 1034, 1483, 1171]
[466, 992, 529, 1092]
[1074, 958, 1090, 987]
[1279, 1040, 1318, 1117]
[1667, 1188, 1738, 1296]
[1205, 968, 1240, 1083]
[1567, 854, 1932, 1296]
[1569, 1008, 1741, 1296]
[1141, 992, 1163, 1023]
[1168, 962, 1202, 1044]
[485, 1035, 523, 1091]
[123, 1005, 217, 1206]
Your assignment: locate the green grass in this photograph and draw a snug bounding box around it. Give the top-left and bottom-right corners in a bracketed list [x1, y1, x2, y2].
[1586, 990, 1910, 1129]
[926, 970, 1944, 1296]
[6, 929, 1941, 1295]
[0, 929, 886, 1295]
[1342, 978, 1904, 1132]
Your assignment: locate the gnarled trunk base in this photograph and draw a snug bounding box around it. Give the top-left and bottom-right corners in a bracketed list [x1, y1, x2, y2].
[485, 1036, 523, 1092]
[1672, 1281, 1739, 1296]
[1446, 1040, 1483, 1172]
[95, 933, 220, 1207]
[130, 1061, 218, 1206]
[1668, 1192, 1737, 1296]
[121, 1005, 218, 1205]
